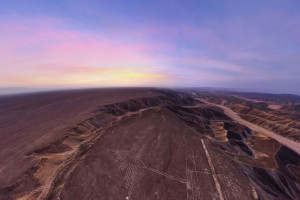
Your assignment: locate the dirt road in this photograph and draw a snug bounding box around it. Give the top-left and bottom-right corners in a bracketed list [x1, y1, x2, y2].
[197, 98, 300, 155]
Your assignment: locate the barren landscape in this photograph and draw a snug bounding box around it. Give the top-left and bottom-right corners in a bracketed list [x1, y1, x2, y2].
[0, 88, 299, 200]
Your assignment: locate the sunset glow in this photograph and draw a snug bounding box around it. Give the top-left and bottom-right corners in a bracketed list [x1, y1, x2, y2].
[0, 1, 300, 93]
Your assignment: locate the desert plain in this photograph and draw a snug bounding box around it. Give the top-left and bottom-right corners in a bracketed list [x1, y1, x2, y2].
[0, 88, 299, 200]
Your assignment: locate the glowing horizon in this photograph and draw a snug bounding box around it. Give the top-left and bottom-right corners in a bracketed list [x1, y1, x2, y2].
[1, 1, 300, 94]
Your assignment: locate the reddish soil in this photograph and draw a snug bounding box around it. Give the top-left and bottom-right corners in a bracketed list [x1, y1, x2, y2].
[0, 88, 299, 200]
[0, 88, 160, 189]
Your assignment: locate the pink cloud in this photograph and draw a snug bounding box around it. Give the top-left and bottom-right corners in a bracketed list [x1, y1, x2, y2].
[0, 14, 274, 88]
[0, 16, 164, 87]
[2, 16, 213, 89]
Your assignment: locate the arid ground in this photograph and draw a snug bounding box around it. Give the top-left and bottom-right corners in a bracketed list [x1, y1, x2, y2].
[0, 88, 299, 200]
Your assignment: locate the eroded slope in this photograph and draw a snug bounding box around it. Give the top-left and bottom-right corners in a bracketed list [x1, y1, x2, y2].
[0, 89, 300, 200]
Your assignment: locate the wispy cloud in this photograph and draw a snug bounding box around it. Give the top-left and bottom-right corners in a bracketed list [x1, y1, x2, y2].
[0, 0, 300, 95]
[0, 15, 175, 87]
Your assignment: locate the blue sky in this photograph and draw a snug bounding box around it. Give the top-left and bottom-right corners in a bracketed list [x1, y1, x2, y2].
[0, 0, 300, 94]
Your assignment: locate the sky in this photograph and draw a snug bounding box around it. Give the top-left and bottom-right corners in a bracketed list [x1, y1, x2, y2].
[0, 0, 300, 94]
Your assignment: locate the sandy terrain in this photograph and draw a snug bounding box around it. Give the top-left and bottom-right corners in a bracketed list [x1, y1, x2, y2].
[268, 104, 282, 110]
[1, 88, 299, 200]
[0, 88, 160, 188]
[197, 98, 300, 155]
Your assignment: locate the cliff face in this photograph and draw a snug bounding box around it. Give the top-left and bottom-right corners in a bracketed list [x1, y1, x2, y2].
[0, 89, 299, 200]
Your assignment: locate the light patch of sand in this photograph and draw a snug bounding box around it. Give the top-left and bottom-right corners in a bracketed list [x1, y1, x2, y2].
[16, 189, 41, 200]
[211, 121, 228, 142]
[268, 104, 282, 110]
[252, 133, 270, 140]
[197, 98, 300, 155]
